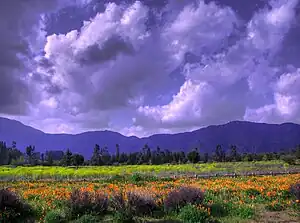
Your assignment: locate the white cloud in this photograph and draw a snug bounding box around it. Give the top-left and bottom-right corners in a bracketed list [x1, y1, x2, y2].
[163, 0, 239, 64]
[245, 68, 300, 123]
[2, 0, 300, 136]
[135, 0, 300, 134]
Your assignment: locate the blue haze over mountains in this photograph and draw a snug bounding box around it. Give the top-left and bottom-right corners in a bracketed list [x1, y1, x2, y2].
[1, 117, 300, 158]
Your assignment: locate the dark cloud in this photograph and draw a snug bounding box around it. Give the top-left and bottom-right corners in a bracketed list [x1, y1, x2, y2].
[0, 0, 56, 114]
[77, 35, 135, 65]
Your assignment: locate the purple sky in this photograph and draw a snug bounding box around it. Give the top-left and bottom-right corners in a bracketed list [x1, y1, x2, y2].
[1, 0, 300, 137]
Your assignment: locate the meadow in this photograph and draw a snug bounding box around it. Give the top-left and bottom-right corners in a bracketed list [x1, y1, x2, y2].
[0, 161, 299, 223]
[0, 160, 299, 181]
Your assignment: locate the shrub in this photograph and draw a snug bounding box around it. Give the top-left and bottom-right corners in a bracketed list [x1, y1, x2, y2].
[244, 188, 260, 197]
[110, 192, 134, 223]
[130, 173, 143, 183]
[44, 209, 67, 223]
[110, 192, 127, 211]
[112, 211, 135, 223]
[290, 183, 300, 201]
[178, 204, 210, 223]
[127, 190, 157, 216]
[72, 214, 100, 223]
[265, 202, 286, 212]
[209, 203, 228, 217]
[164, 186, 204, 212]
[236, 206, 255, 219]
[68, 189, 108, 218]
[0, 188, 33, 222]
[281, 155, 296, 165]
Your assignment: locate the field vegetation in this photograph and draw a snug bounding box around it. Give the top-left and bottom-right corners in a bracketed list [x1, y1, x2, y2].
[0, 160, 299, 181]
[0, 165, 299, 222]
[1, 142, 300, 222]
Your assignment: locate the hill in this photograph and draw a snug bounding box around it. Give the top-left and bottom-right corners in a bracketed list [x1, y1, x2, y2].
[0, 117, 300, 158]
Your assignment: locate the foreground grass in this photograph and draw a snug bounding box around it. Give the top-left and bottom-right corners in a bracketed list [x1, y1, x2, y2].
[0, 160, 299, 181]
[1, 173, 299, 222]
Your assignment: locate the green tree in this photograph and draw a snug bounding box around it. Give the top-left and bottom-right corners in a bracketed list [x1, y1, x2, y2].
[91, 144, 101, 165]
[203, 153, 209, 163]
[115, 144, 120, 163]
[179, 151, 187, 164]
[187, 148, 200, 163]
[0, 141, 9, 165]
[229, 145, 240, 162]
[214, 145, 225, 162]
[62, 149, 72, 166]
[119, 152, 128, 164]
[45, 151, 54, 165]
[25, 145, 35, 165]
[71, 154, 84, 166]
[100, 146, 111, 165]
[295, 145, 300, 159]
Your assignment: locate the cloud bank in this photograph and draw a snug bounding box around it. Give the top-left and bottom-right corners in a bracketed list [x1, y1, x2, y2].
[1, 0, 300, 136]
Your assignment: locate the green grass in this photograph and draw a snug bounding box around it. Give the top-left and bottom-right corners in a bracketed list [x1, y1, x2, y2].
[0, 160, 298, 181]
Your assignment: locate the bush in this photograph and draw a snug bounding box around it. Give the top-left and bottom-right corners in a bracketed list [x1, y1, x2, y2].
[127, 190, 157, 216]
[110, 192, 126, 211]
[219, 202, 254, 219]
[265, 203, 285, 212]
[244, 188, 260, 197]
[290, 183, 300, 201]
[281, 155, 296, 165]
[44, 209, 67, 223]
[68, 189, 108, 218]
[236, 206, 255, 219]
[112, 211, 135, 223]
[130, 173, 143, 183]
[72, 214, 100, 223]
[209, 203, 228, 217]
[110, 192, 134, 223]
[178, 204, 210, 223]
[0, 188, 33, 222]
[164, 186, 204, 212]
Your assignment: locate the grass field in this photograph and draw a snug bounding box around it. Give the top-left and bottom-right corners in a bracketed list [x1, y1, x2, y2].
[1, 161, 299, 223]
[0, 160, 299, 181]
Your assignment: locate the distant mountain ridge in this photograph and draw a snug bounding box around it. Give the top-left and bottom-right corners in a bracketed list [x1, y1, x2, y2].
[0, 117, 300, 158]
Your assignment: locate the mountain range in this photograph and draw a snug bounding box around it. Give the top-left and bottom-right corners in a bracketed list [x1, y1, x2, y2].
[0, 117, 300, 158]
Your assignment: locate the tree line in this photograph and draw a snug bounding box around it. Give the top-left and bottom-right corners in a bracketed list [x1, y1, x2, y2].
[0, 141, 299, 166]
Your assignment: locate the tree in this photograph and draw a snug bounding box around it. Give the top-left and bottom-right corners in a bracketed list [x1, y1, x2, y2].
[141, 144, 151, 164]
[128, 152, 138, 165]
[187, 148, 200, 163]
[179, 151, 187, 164]
[41, 153, 45, 163]
[115, 144, 120, 163]
[242, 153, 253, 162]
[229, 145, 240, 162]
[295, 145, 300, 159]
[100, 146, 111, 165]
[91, 144, 101, 166]
[71, 154, 84, 166]
[0, 142, 9, 165]
[62, 149, 72, 166]
[203, 153, 209, 163]
[25, 145, 35, 165]
[119, 152, 128, 164]
[213, 145, 226, 162]
[45, 151, 54, 166]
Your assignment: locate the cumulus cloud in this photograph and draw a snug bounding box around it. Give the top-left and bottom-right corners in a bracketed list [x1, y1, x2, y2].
[36, 1, 167, 112]
[0, 0, 91, 115]
[1, 0, 300, 136]
[245, 68, 300, 123]
[135, 0, 300, 132]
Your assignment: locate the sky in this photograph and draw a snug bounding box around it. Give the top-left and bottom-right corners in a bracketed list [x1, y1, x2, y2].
[1, 0, 300, 137]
